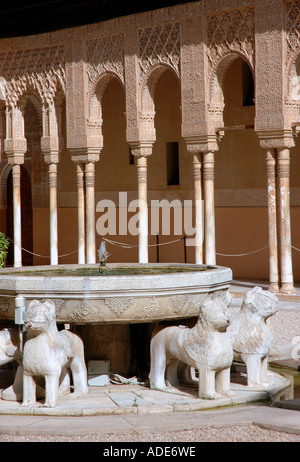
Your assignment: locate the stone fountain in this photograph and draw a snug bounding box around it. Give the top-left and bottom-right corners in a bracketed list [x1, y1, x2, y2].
[0, 243, 292, 413]
[0, 242, 232, 376]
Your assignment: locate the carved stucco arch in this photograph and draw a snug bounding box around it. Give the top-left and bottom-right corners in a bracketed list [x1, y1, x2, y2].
[0, 161, 11, 209]
[0, 93, 45, 210]
[89, 71, 125, 121]
[6, 81, 64, 144]
[5, 71, 65, 111]
[140, 63, 180, 115]
[0, 161, 32, 210]
[23, 93, 43, 124]
[286, 51, 300, 102]
[209, 51, 254, 108]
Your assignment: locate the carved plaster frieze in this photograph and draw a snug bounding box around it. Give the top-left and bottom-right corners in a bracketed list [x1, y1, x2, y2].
[287, 1, 300, 57]
[0, 45, 65, 107]
[138, 22, 180, 83]
[206, 7, 255, 69]
[286, 2, 300, 121]
[206, 7, 255, 105]
[86, 34, 125, 93]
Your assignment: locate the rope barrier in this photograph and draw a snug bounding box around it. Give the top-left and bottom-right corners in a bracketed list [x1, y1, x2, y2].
[6, 237, 78, 259]
[216, 246, 269, 257]
[4, 236, 300, 261]
[103, 236, 184, 249]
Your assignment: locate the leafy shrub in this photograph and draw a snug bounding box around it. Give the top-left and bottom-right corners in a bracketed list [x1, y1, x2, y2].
[0, 232, 9, 268]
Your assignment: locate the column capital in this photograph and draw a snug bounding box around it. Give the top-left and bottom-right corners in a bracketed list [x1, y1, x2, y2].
[70, 147, 100, 164]
[5, 138, 27, 164]
[256, 129, 295, 150]
[41, 136, 63, 164]
[184, 135, 219, 155]
[130, 141, 153, 158]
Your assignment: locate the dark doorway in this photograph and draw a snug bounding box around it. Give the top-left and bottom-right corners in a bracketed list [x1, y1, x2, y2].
[6, 166, 33, 266]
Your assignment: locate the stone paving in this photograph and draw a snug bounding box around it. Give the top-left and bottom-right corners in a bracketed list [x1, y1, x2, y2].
[0, 366, 292, 416]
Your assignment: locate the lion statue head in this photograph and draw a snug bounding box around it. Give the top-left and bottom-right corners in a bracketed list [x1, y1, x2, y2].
[24, 300, 57, 337]
[198, 291, 232, 332]
[241, 286, 278, 319]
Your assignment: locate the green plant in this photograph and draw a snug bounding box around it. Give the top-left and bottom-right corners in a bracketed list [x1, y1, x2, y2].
[0, 232, 9, 268]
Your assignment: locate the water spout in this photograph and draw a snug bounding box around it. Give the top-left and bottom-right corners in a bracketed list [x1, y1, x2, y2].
[98, 240, 109, 274]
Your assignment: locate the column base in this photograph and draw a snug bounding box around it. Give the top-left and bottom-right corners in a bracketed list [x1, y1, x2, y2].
[268, 283, 279, 293]
[280, 282, 296, 294]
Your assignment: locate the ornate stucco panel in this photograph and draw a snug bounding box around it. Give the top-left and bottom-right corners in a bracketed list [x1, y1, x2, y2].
[255, 0, 293, 137]
[137, 21, 180, 141]
[0, 45, 65, 108]
[206, 7, 255, 108]
[286, 1, 300, 127]
[85, 34, 125, 149]
[138, 22, 180, 82]
[86, 33, 125, 94]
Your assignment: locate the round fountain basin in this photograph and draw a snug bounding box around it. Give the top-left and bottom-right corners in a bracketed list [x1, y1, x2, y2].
[0, 263, 232, 324]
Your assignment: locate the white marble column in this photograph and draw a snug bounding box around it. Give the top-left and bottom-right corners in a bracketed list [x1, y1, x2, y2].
[12, 164, 22, 268]
[4, 105, 26, 268]
[203, 151, 216, 265]
[277, 148, 295, 293]
[193, 153, 203, 264]
[85, 162, 96, 264]
[48, 163, 58, 265]
[76, 163, 85, 264]
[136, 155, 148, 263]
[266, 149, 279, 292]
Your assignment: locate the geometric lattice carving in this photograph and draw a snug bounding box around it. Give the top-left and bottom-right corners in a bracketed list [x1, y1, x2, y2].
[286, 3, 300, 118]
[104, 297, 133, 317]
[206, 8, 255, 71]
[171, 294, 191, 314]
[0, 45, 65, 107]
[287, 1, 300, 55]
[138, 22, 180, 80]
[86, 34, 125, 92]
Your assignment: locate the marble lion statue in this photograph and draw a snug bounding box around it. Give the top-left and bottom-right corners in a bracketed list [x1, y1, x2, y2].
[0, 328, 21, 366]
[0, 327, 23, 401]
[227, 286, 278, 388]
[149, 291, 234, 400]
[22, 299, 88, 407]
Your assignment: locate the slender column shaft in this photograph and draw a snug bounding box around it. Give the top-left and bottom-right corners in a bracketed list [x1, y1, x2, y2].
[266, 149, 279, 292]
[76, 163, 85, 264]
[12, 164, 22, 268]
[203, 151, 216, 265]
[137, 156, 148, 263]
[85, 162, 96, 264]
[277, 148, 295, 293]
[49, 163, 58, 265]
[193, 153, 203, 264]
